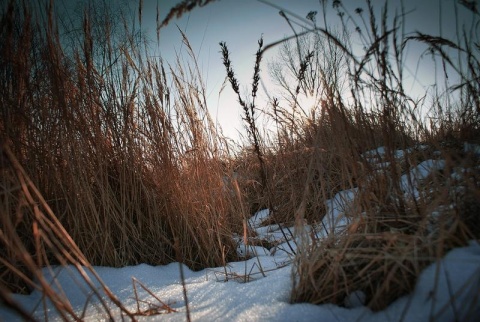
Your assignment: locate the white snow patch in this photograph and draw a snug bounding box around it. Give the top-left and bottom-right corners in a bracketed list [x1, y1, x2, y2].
[2, 242, 479, 321]
[401, 159, 445, 198]
[248, 209, 271, 228]
[464, 142, 480, 155]
[321, 188, 358, 237]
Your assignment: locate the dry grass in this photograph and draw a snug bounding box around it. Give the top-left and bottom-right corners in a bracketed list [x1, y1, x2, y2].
[213, 1, 480, 314]
[0, 0, 241, 302]
[291, 221, 474, 310]
[1, 0, 479, 319]
[265, 0, 480, 313]
[0, 143, 135, 320]
[291, 167, 480, 310]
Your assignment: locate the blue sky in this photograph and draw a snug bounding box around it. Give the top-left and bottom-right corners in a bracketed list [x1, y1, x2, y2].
[150, 0, 325, 140]
[145, 0, 477, 141]
[57, 0, 478, 141]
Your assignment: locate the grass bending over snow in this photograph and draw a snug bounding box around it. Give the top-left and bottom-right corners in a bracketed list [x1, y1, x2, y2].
[0, 0, 241, 297]
[218, 0, 480, 313]
[1, 0, 480, 320]
[291, 144, 480, 311]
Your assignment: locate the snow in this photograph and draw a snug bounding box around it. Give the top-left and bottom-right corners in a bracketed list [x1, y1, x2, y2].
[361, 146, 410, 163]
[248, 208, 271, 228]
[362, 145, 434, 170]
[2, 241, 479, 321]
[464, 142, 480, 156]
[322, 188, 359, 237]
[236, 244, 270, 258]
[400, 159, 446, 198]
[1, 145, 479, 321]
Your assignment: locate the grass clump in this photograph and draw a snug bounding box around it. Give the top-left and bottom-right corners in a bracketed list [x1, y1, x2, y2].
[0, 0, 242, 312]
[263, 0, 480, 311]
[212, 0, 480, 312]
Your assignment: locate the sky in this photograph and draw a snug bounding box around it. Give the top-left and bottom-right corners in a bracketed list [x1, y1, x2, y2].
[151, 0, 327, 141]
[149, 0, 478, 141]
[57, 0, 479, 141]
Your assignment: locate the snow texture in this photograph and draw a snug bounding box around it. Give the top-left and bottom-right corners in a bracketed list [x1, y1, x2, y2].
[1, 242, 479, 321]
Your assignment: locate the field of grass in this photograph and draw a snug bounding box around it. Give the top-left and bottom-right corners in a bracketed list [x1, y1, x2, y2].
[1, 0, 479, 320]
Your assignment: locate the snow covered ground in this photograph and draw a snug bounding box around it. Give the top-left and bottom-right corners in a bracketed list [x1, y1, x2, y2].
[1, 145, 479, 321]
[2, 228, 479, 321]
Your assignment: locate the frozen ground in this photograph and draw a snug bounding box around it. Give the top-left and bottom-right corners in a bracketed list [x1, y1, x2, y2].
[1, 145, 479, 321]
[2, 229, 479, 321]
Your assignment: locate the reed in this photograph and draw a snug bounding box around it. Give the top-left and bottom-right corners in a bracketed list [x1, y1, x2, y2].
[0, 1, 242, 317]
[260, 0, 480, 312]
[1, 0, 479, 319]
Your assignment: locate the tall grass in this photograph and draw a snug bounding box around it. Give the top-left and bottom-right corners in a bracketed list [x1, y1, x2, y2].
[0, 143, 136, 320]
[0, 0, 243, 316]
[218, 0, 480, 313]
[1, 0, 479, 319]
[259, 0, 480, 312]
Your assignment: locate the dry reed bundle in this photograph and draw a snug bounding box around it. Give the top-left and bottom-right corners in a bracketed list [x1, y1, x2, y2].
[0, 142, 134, 320]
[0, 0, 242, 297]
